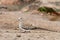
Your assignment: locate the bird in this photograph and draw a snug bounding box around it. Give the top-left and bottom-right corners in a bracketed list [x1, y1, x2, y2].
[18, 17, 30, 33]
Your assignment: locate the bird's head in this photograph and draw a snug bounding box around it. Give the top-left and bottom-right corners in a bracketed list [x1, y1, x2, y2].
[18, 17, 23, 21]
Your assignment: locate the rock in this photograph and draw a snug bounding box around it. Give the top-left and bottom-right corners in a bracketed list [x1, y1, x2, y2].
[0, 0, 35, 5]
[16, 34, 21, 37]
[0, 0, 19, 5]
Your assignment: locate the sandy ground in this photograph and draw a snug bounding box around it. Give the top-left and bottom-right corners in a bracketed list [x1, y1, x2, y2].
[0, 30, 60, 40]
[0, 0, 60, 40]
[0, 11, 60, 40]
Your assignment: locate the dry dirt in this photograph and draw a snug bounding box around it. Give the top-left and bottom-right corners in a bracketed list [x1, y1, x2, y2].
[0, 11, 60, 40]
[0, 0, 60, 40]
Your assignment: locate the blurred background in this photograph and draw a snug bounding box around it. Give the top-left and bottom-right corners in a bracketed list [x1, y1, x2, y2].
[0, 0, 60, 12]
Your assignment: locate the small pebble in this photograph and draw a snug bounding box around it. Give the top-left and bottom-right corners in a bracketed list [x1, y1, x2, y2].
[16, 35, 21, 37]
[28, 39, 30, 40]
